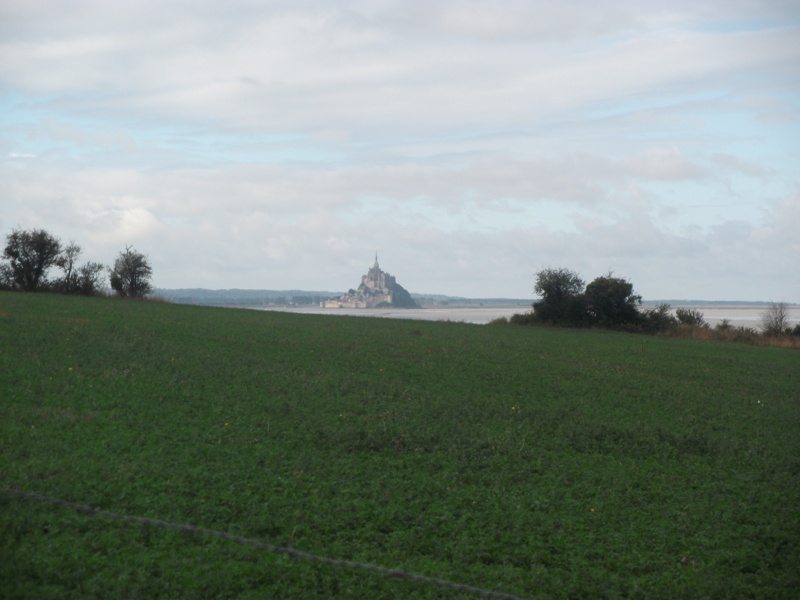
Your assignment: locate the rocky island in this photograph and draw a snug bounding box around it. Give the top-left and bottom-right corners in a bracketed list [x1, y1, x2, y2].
[322, 254, 418, 309]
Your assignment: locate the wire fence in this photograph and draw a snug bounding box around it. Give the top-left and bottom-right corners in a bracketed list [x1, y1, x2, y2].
[1, 488, 527, 600]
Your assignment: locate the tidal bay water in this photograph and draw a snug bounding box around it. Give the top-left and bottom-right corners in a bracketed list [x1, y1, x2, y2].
[253, 304, 800, 329]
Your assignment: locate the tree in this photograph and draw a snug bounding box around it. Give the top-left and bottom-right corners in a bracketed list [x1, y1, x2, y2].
[532, 267, 587, 325]
[75, 261, 106, 296]
[0, 262, 13, 290]
[55, 242, 106, 295]
[386, 280, 419, 308]
[761, 302, 789, 336]
[55, 241, 83, 293]
[2, 228, 62, 291]
[584, 273, 642, 327]
[109, 246, 153, 298]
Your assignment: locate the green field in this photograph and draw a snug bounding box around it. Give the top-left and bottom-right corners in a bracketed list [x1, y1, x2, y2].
[1, 291, 799, 599]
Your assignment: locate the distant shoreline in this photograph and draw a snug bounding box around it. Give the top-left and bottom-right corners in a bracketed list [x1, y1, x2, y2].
[247, 303, 800, 327]
[155, 289, 798, 308]
[155, 288, 799, 328]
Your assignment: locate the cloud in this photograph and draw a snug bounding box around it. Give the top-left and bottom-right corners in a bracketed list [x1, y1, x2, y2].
[3, 2, 798, 136]
[1, 0, 798, 301]
[622, 147, 709, 181]
[710, 153, 773, 179]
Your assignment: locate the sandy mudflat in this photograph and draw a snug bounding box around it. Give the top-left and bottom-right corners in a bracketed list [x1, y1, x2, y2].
[252, 303, 800, 328]
[253, 305, 523, 324]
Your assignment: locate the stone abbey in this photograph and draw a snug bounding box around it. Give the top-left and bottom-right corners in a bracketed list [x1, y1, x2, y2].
[321, 254, 418, 309]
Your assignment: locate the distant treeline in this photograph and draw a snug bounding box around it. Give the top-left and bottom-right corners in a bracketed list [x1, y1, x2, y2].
[414, 296, 531, 307]
[641, 299, 798, 307]
[154, 289, 339, 306]
[1, 227, 153, 298]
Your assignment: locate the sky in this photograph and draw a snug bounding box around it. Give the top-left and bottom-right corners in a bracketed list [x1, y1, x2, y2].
[2, 0, 799, 301]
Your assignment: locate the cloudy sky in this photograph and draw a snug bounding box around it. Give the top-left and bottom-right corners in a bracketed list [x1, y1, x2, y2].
[2, 1, 799, 301]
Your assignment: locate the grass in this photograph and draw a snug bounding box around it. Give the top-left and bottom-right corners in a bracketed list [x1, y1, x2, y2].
[1, 291, 799, 599]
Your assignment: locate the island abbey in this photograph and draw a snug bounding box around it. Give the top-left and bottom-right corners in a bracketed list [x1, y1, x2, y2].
[322, 254, 418, 309]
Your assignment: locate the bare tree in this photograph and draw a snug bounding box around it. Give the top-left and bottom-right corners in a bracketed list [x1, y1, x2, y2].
[56, 241, 82, 293]
[76, 261, 106, 295]
[761, 302, 789, 336]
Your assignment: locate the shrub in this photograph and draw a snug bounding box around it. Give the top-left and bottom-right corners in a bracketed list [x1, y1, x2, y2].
[509, 311, 539, 326]
[640, 304, 678, 333]
[715, 319, 733, 331]
[675, 308, 706, 327]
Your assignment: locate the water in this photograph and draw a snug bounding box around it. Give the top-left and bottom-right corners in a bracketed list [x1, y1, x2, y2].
[253, 304, 800, 329]
[679, 305, 799, 329]
[252, 305, 522, 324]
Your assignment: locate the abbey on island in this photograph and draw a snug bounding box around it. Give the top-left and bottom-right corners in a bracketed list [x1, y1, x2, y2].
[321, 254, 418, 309]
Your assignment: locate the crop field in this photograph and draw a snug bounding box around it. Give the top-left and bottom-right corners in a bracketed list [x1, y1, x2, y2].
[1, 291, 799, 599]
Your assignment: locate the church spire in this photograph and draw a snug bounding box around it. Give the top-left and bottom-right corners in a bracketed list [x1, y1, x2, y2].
[373, 251, 379, 268]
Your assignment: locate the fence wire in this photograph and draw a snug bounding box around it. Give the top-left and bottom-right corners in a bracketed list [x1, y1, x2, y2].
[1, 488, 527, 600]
